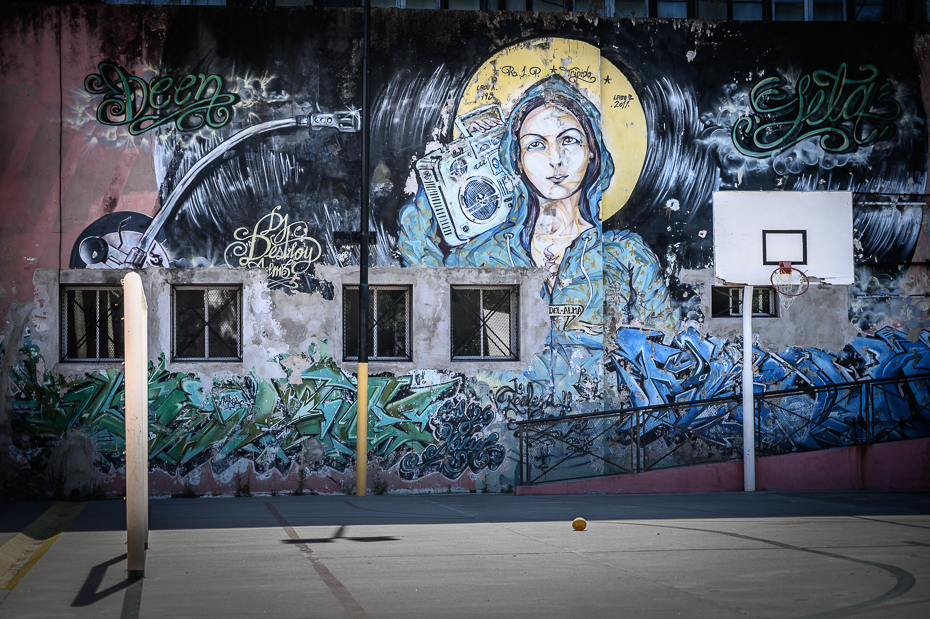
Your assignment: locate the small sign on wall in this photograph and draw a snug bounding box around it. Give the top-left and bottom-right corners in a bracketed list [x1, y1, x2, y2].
[548, 304, 583, 317]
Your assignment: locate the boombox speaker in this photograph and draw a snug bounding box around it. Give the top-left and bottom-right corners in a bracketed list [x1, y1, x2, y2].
[415, 105, 516, 247]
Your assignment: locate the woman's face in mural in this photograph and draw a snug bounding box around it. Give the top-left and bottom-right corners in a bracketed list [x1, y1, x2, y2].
[518, 103, 591, 203]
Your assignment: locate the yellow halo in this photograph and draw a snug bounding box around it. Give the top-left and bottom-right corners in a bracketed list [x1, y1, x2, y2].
[455, 37, 647, 221]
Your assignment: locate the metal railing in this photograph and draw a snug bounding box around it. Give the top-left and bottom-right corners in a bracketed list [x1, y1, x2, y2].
[756, 372, 930, 456]
[517, 373, 930, 487]
[517, 395, 744, 486]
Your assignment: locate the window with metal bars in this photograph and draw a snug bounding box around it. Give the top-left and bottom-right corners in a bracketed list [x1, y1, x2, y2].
[61, 286, 124, 362]
[451, 285, 519, 360]
[172, 286, 242, 361]
[343, 286, 411, 361]
[711, 286, 777, 318]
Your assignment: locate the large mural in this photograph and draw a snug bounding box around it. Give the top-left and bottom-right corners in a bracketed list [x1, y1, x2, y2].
[2, 5, 929, 497]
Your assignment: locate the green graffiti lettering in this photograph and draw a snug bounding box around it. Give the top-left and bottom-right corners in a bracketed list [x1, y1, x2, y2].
[84, 62, 240, 136]
[732, 63, 902, 157]
[173, 74, 197, 106]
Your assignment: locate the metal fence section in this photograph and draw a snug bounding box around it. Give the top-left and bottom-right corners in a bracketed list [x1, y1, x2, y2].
[755, 381, 868, 456]
[517, 395, 743, 486]
[518, 373, 930, 487]
[755, 373, 930, 456]
[868, 373, 930, 443]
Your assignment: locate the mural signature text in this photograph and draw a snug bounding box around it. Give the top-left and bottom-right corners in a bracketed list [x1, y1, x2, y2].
[225, 206, 322, 290]
[500, 64, 597, 84]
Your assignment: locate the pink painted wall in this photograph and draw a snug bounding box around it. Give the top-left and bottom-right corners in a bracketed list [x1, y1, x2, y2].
[516, 437, 930, 495]
[756, 437, 930, 492]
[0, 6, 63, 324]
[0, 6, 162, 330]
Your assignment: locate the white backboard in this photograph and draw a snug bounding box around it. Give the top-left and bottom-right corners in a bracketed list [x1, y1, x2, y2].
[713, 191, 854, 286]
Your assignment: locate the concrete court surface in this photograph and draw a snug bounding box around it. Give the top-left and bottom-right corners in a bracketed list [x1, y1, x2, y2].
[0, 491, 928, 619]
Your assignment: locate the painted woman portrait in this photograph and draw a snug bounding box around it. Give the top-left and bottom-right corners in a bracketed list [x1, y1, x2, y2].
[398, 71, 678, 408]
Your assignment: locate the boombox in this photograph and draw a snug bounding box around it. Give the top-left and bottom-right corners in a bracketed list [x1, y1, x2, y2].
[415, 105, 517, 247]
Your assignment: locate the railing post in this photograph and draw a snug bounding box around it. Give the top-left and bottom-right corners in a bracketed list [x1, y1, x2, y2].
[123, 272, 148, 579]
[742, 285, 756, 492]
[866, 381, 873, 444]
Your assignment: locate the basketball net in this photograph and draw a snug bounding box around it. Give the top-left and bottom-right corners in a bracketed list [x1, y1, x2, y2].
[771, 261, 809, 313]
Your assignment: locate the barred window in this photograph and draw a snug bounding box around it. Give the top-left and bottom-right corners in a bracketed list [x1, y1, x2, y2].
[343, 286, 411, 361]
[61, 286, 124, 362]
[172, 286, 242, 361]
[451, 285, 518, 360]
[711, 286, 777, 318]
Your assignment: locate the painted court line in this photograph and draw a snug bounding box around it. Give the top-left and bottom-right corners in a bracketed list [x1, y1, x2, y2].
[264, 502, 368, 619]
[0, 502, 87, 590]
[610, 520, 917, 619]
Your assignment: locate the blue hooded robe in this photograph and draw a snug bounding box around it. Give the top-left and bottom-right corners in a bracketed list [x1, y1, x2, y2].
[398, 76, 678, 415]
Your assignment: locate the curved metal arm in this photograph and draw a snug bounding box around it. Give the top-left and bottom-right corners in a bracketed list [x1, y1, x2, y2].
[124, 109, 361, 268]
[125, 118, 297, 267]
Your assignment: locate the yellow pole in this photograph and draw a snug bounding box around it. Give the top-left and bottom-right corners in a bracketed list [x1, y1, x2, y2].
[356, 0, 371, 499]
[356, 364, 368, 496]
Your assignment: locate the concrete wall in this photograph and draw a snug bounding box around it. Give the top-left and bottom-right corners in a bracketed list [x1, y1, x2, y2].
[2, 5, 930, 498]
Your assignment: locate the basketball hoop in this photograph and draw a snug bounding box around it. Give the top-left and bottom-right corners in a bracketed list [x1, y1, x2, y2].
[770, 261, 809, 312]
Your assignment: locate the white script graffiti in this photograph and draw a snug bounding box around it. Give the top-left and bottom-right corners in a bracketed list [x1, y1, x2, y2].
[224, 206, 322, 290]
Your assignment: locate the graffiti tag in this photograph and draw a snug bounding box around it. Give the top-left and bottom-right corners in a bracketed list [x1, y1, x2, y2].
[399, 399, 505, 479]
[562, 66, 598, 84]
[500, 65, 543, 79]
[495, 380, 573, 420]
[499, 64, 596, 84]
[84, 62, 240, 135]
[224, 206, 322, 290]
[732, 63, 902, 157]
[612, 94, 635, 109]
[548, 304, 583, 317]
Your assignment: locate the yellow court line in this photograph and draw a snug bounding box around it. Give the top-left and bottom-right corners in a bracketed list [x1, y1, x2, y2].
[0, 501, 87, 590]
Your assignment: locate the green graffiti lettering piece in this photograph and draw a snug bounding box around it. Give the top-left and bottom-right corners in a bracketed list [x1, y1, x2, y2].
[732, 63, 902, 157]
[84, 62, 240, 136]
[10, 343, 468, 481]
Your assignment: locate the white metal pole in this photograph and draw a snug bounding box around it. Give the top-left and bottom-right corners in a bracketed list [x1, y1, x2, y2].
[123, 272, 148, 578]
[742, 285, 756, 492]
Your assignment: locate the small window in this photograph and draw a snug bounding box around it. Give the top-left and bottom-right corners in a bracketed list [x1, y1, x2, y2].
[344, 286, 411, 361]
[812, 0, 843, 20]
[773, 0, 805, 20]
[172, 286, 242, 361]
[711, 286, 777, 318]
[851, 0, 883, 21]
[451, 285, 518, 361]
[533, 0, 565, 11]
[657, 0, 688, 17]
[61, 286, 124, 362]
[732, 0, 763, 19]
[697, 0, 728, 19]
[614, 1, 646, 17]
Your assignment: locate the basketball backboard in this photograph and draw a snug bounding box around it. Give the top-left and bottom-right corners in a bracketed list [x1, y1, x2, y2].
[712, 191, 854, 286]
